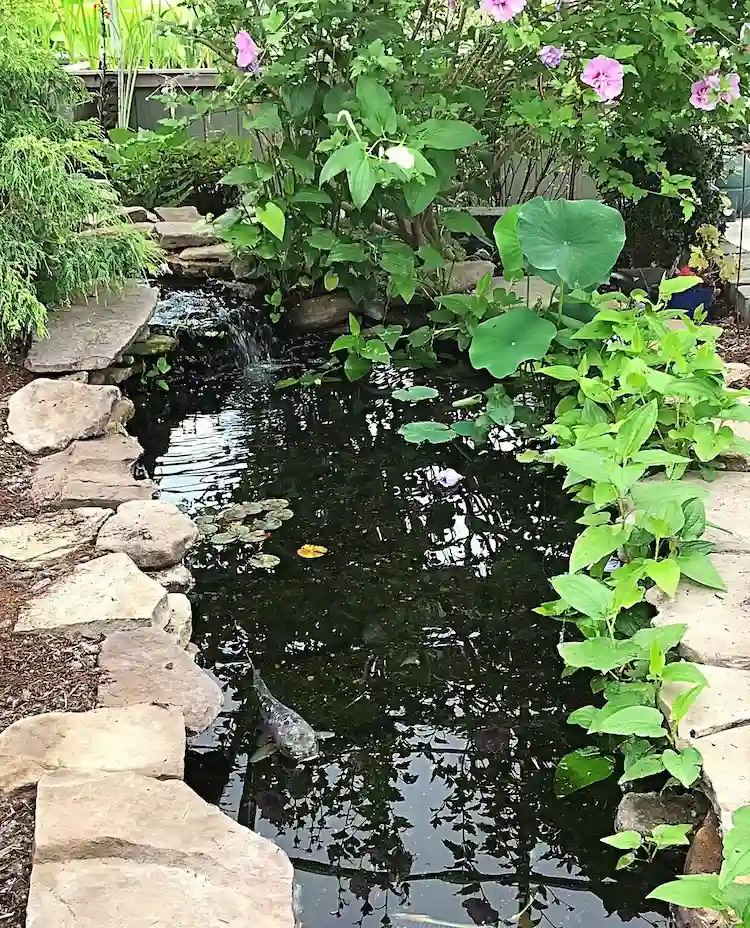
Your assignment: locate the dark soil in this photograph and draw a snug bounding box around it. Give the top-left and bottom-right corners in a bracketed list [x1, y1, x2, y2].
[717, 312, 750, 369]
[0, 356, 100, 928]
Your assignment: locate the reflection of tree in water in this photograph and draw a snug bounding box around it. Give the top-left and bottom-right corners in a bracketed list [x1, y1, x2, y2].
[134, 354, 671, 928]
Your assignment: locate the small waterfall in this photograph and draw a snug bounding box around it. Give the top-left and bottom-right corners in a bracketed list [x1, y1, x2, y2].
[224, 311, 274, 368]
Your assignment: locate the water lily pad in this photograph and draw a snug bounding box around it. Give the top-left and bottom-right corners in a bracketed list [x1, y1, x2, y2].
[249, 553, 281, 569]
[297, 544, 328, 559]
[229, 522, 251, 537]
[259, 517, 283, 531]
[198, 523, 218, 537]
[259, 498, 290, 510]
[238, 501, 265, 516]
[275, 508, 294, 521]
[244, 530, 270, 543]
[212, 532, 237, 545]
[219, 506, 247, 522]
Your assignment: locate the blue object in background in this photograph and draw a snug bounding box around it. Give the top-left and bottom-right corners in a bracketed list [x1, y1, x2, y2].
[667, 284, 715, 317]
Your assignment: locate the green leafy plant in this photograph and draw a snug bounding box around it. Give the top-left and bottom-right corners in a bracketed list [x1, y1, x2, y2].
[142, 354, 171, 391]
[602, 822, 694, 871]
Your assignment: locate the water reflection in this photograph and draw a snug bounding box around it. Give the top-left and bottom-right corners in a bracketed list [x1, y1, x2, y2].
[131, 290, 673, 928]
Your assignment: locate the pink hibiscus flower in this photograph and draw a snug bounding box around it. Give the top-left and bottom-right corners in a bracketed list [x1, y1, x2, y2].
[236, 31, 260, 72]
[479, 0, 525, 22]
[581, 56, 624, 102]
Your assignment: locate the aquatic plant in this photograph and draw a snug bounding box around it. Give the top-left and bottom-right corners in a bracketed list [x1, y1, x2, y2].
[0, 0, 160, 347]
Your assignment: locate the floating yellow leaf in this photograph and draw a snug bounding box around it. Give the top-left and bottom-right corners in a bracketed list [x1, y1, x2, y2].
[297, 544, 328, 559]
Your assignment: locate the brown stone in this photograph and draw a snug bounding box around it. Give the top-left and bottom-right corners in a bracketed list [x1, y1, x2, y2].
[156, 222, 218, 251]
[290, 293, 357, 332]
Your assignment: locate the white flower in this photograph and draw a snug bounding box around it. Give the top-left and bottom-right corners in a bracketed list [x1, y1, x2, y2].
[435, 468, 464, 488]
[385, 145, 415, 170]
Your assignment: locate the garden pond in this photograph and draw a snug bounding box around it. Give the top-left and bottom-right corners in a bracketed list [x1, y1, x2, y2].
[130, 285, 676, 928]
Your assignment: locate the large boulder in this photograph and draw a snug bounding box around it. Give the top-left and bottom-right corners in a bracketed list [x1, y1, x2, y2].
[14, 552, 169, 637]
[31, 434, 157, 509]
[148, 564, 194, 593]
[98, 628, 222, 732]
[95, 499, 198, 569]
[25, 283, 158, 374]
[7, 379, 121, 454]
[615, 792, 709, 836]
[154, 593, 193, 649]
[290, 292, 357, 332]
[0, 508, 111, 564]
[0, 705, 185, 793]
[156, 222, 218, 251]
[28, 770, 295, 928]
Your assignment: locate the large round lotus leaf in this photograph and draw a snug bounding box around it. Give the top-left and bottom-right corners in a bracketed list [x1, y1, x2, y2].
[517, 198, 625, 291]
[469, 308, 556, 379]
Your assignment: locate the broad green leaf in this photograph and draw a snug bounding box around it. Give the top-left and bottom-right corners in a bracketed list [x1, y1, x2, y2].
[721, 815, 750, 885]
[361, 340, 390, 364]
[588, 705, 666, 738]
[567, 706, 599, 729]
[540, 365, 580, 382]
[553, 747, 615, 797]
[558, 638, 640, 672]
[414, 119, 484, 150]
[601, 831, 642, 850]
[329, 243, 367, 263]
[551, 573, 613, 619]
[246, 102, 282, 132]
[659, 275, 703, 300]
[615, 400, 658, 458]
[485, 385, 515, 425]
[619, 751, 665, 784]
[517, 198, 626, 291]
[647, 875, 724, 910]
[678, 550, 727, 590]
[356, 76, 398, 136]
[469, 308, 556, 379]
[391, 386, 439, 403]
[493, 206, 524, 282]
[256, 202, 285, 241]
[645, 558, 680, 596]
[570, 524, 629, 573]
[661, 662, 707, 686]
[631, 450, 691, 466]
[616, 852, 638, 870]
[650, 823, 693, 848]
[662, 747, 702, 788]
[320, 142, 364, 186]
[305, 228, 337, 250]
[630, 480, 707, 508]
[404, 175, 440, 216]
[681, 498, 707, 541]
[631, 624, 686, 653]
[398, 421, 455, 444]
[281, 80, 317, 120]
[219, 165, 256, 186]
[344, 354, 372, 381]
[441, 209, 489, 243]
[347, 153, 376, 209]
[553, 449, 613, 484]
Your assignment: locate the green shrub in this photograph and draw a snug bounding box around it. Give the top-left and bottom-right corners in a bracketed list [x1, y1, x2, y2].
[0, 0, 160, 347]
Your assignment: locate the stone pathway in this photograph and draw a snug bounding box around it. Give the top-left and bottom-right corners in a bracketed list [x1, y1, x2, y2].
[0, 296, 295, 927]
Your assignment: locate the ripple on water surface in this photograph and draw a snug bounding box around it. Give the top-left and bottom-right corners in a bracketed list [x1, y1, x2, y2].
[130, 289, 674, 928]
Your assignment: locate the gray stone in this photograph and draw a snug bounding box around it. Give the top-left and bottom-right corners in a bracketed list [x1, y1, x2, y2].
[0, 508, 110, 564]
[28, 770, 294, 928]
[660, 663, 750, 739]
[154, 206, 202, 223]
[662, 472, 750, 554]
[131, 221, 156, 237]
[15, 552, 169, 637]
[121, 205, 151, 223]
[31, 434, 157, 509]
[446, 260, 495, 293]
[7, 379, 120, 454]
[100, 363, 141, 385]
[60, 372, 89, 383]
[98, 628, 222, 732]
[106, 397, 135, 434]
[721, 397, 750, 471]
[179, 243, 232, 263]
[154, 592, 193, 649]
[129, 334, 179, 356]
[0, 705, 185, 793]
[156, 222, 218, 251]
[615, 792, 710, 836]
[506, 275, 557, 307]
[167, 256, 228, 279]
[96, 499, 198, 569]
[25, 283, 158, 374]
[724, 361, 750, 386]
[290, 293, 357, 332]
[691, 726, 750, 832]
[148, 564, 194, 593]
[650, 554, 750, 668]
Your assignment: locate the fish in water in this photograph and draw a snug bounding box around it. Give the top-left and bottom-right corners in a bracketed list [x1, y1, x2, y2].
[247, 659, 332, 764]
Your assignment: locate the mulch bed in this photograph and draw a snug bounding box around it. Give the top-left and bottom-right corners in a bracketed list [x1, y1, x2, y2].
[717, 312, 750, 369]
[0, 356, 100, 928]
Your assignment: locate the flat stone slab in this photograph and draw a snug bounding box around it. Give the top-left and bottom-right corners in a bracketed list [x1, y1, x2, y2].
[178, 243, 232, 262]
[29, 771, 294, 927]
[98, 628, 222, 732]
[96, 499, 198, 569]
[7, 379, 120, 454]
[650, 554, 750, 668]
[0, 508, 111, 564]
[0, 705, 184, 793]
[154, 592, 192, 649]
[25, 283, 158, 373]
[15, 552, 169, 637]
[31, 434, 157, 509]
[154, 206, 202, 223]
[689, 726, 750, 833]
[156, 222, 217, 251]
[660, 663, 750, 739]
[148, 564, 194, 593]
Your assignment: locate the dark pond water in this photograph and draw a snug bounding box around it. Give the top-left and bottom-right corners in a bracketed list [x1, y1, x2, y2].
[130, 286, 674, 928]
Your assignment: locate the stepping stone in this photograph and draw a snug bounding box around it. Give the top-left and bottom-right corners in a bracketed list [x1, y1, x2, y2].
[178, 243, 232, 263]
[154, 592, 192, 649]
[154, 206, 202, 223]
[660, 663, 750, 739]
[0, 508, 111, 564]
[25, 283, 158, 374]
[15, 552, 169, 637]
[688, 726, 750, 832]
[650, 553, 750, 669]
[148, 564, 194, 593]
[96, 499, 198, 569]
[7, 379, 120, 454]
[156, 222, 218, 251]
[0, 705, 184, 793]
[29, 770, 294, 927]
[98, 628, 222, 732]
[31, 434, 157, 509]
